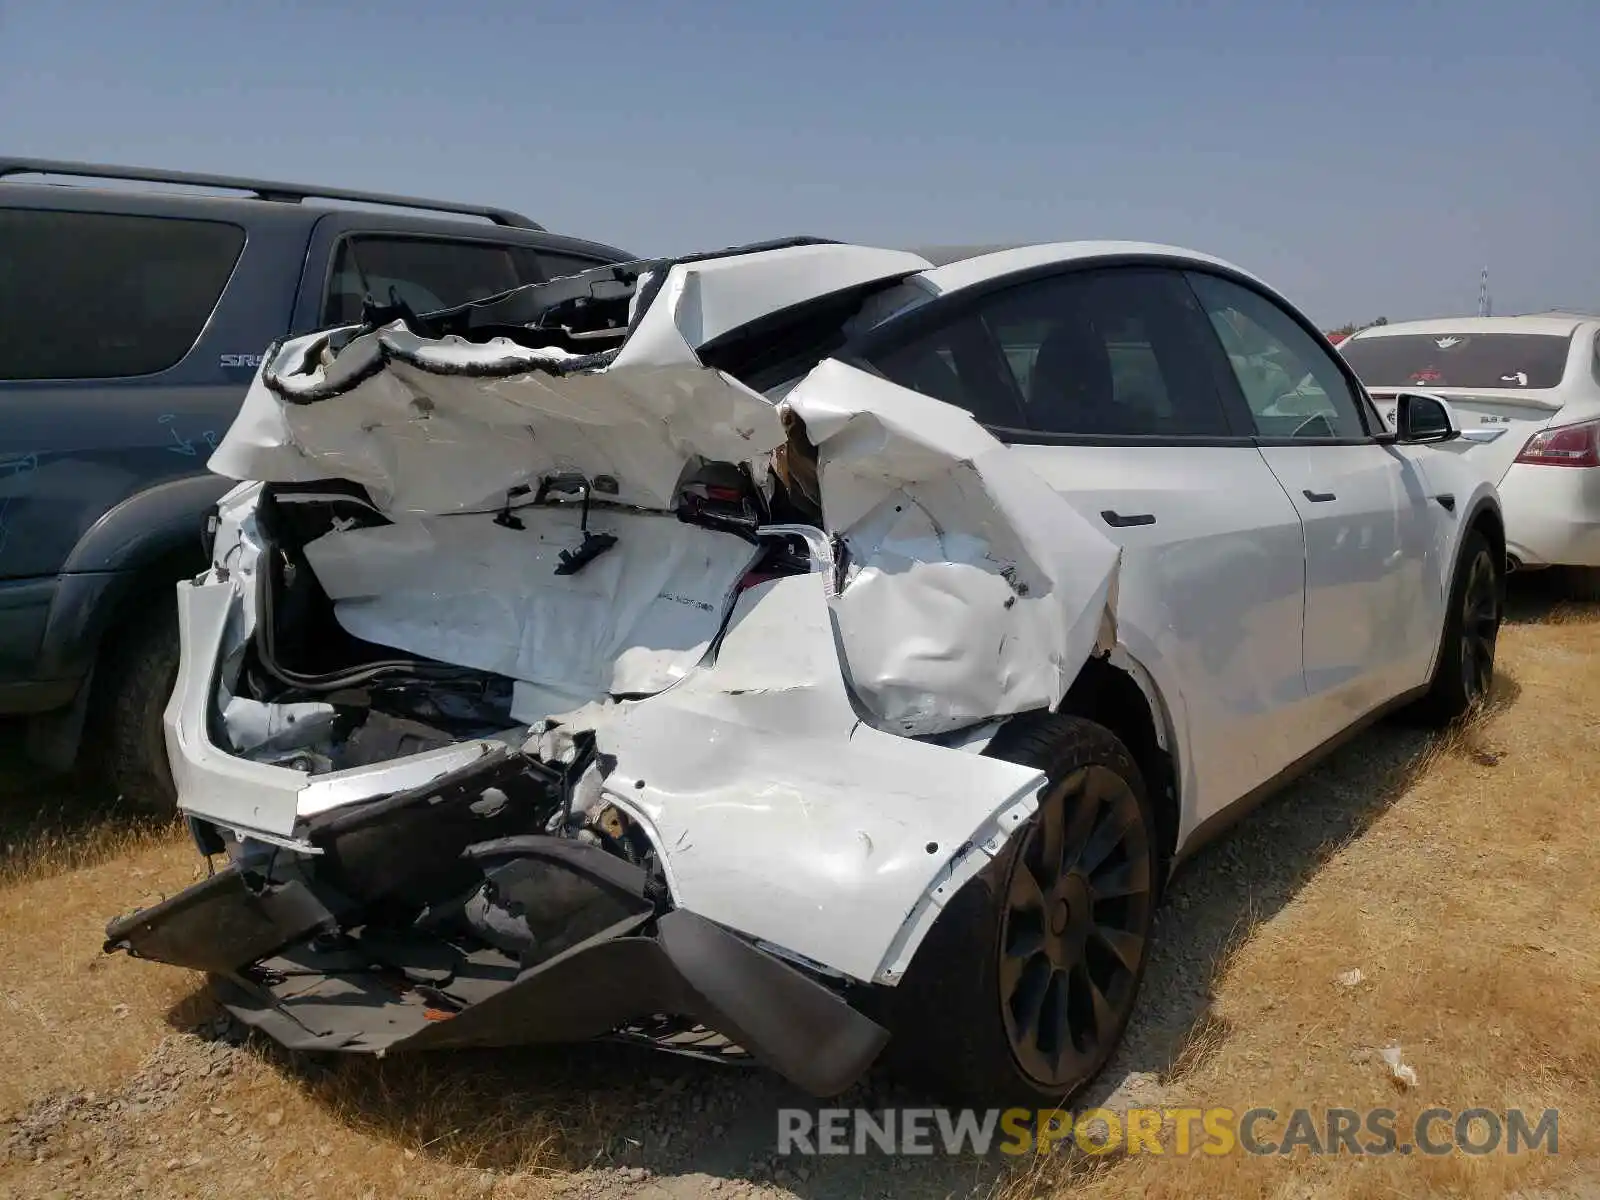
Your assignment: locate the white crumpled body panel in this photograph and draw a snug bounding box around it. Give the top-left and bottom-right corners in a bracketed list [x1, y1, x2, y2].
[531, 572, 1048, 983]
[208, 243, 932, 516]
[785, 358, 1121, 736]
[179, 240, 1126, 981]
[209, 334, 783, 516]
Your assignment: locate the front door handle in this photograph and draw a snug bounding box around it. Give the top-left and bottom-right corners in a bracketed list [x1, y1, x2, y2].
[1303, 489, 1337, 503]
[1101, 509, 1156, 528]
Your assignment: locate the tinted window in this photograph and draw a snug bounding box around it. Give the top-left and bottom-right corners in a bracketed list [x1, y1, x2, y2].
[324, 236, 521, 323]
[538, 251, 610, 280]
[1340, 331, 1573, 390]
[860, 268, 1233, 437]
[1188, 272, 1366, 440]
[0, 209, 244, 380]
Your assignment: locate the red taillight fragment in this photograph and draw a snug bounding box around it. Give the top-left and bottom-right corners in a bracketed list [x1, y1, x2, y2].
[1515, 419, 1600, 467]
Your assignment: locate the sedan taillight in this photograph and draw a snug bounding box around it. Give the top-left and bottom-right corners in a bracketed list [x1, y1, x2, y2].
[1515, 418, 1600, 467]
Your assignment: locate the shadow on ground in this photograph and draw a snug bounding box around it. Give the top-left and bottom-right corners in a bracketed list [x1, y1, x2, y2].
[1502, 566, 1600, 626]
[0, 721, 177, 882]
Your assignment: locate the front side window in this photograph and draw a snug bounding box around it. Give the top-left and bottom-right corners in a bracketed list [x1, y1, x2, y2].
[0, 209, 244, 380]
[1187, 271, 1367, 440]
[858, 267, 1234, 438]
[324, 236, 521, 324]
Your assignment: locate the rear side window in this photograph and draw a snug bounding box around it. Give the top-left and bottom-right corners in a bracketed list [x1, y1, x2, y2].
[1340, 332, 1574, 390]
[537, 251, 611, 280]
[0, 209, 244, 380]
[857, 266, 1234, 438]
[324, 236, 522, 324]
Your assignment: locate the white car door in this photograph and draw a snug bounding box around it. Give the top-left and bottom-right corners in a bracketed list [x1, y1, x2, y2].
[1186, 272, 1447, 736]
[850, 265, 1313, 833]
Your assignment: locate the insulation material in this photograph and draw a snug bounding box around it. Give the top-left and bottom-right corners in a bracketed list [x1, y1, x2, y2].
[302, 508, 762, 714]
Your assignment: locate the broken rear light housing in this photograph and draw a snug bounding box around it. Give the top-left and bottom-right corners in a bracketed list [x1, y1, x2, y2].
[1515, 418, 1600, 467]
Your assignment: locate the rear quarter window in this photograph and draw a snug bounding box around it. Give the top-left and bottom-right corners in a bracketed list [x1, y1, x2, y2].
[322, 236, 524, 324]
[1340, 332, 1573, 390]
[0, 208, 245, 380]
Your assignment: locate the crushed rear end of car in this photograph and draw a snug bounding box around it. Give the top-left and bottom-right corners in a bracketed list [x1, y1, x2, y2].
[103, 238, 1125, 1096]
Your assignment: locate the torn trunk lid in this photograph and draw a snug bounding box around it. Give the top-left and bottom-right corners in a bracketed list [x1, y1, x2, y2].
[209, 239, 937, 515]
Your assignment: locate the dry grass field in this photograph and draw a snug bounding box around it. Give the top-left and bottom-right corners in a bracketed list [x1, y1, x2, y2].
[2, 579, 1596, 1199]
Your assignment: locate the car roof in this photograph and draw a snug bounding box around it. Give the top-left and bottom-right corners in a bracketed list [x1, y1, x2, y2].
[1348, 314, 1596, 340]
[906, 244, 1028, 267]
[0, 162, 633, 260]
[912, 240, 1267, 296]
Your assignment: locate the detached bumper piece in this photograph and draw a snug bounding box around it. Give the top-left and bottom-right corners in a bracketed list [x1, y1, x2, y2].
[103, 762, 887, 1098]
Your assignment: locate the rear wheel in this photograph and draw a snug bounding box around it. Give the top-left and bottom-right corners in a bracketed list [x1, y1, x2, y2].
[883, 714, 1158, 1106]
[1409, 529, 1500, 727]
[88, 604, 181, 813]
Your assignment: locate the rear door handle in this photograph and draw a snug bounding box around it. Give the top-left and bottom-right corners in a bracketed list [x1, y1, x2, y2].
[1101, 509, 1156, 528]
[1303, 490, 1337, 503]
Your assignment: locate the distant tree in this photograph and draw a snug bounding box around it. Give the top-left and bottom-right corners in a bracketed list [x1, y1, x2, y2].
[1332, 316, 1389, 335]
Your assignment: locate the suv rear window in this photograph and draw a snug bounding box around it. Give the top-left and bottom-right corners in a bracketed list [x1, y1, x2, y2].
[0, 209, 245, 380]
[324, 236, 522, 324]
[1340, 332, 1573, 390]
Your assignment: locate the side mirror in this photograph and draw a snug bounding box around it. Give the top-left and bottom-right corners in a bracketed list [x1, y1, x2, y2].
[1394, 392, 1460, 444]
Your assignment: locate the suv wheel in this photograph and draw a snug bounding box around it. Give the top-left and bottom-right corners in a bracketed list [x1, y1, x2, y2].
[89, 604, 180, 813]
[1409, 528, 1501, 727]
[882, 713, 1158, 1106]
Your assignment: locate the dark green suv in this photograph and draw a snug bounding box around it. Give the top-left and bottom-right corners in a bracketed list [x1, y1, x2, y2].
[0, 158, 631, 808]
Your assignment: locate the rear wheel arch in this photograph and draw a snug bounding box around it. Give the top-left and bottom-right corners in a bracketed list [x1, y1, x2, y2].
[42, 476, 225, 679]
[1467, 501, 1506, 584]
[1052, 653, 1181, 877]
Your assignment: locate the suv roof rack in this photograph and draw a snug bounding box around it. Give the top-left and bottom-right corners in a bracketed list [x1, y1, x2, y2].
[0, 157, 544, 230]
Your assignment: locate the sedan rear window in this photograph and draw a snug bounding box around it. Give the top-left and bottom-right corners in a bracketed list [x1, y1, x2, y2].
[1340, 332, 1572, 390]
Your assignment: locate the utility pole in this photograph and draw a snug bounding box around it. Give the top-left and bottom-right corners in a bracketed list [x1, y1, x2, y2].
[1478, 266, 1491, 317]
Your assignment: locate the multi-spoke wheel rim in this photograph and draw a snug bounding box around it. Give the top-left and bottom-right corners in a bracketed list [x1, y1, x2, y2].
[1460, 550, 1500, 708]
[998, 765, 1153, 1090]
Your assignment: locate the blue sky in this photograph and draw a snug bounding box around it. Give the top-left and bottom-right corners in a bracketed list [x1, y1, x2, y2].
[2, 0, 1594, 325]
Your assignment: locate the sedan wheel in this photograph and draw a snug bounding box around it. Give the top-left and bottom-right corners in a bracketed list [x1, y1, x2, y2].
[1458, 546, 1499, 709]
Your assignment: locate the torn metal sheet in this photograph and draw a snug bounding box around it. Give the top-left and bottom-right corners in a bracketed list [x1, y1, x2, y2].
[210, 334, 782, 516]
[551, 571, 1049, 983]
[782, 358, 1123, 736]
[208, 243, 933, 518]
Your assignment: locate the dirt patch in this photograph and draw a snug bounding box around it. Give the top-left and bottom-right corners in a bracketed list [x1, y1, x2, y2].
[1, 588, 1597, 1199]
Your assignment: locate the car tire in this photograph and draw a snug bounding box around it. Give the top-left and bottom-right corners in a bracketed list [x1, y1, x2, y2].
[88, 602, 181, 813]
[881, 713, 1159, 1107]
[1408, 528, 1501, 728]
